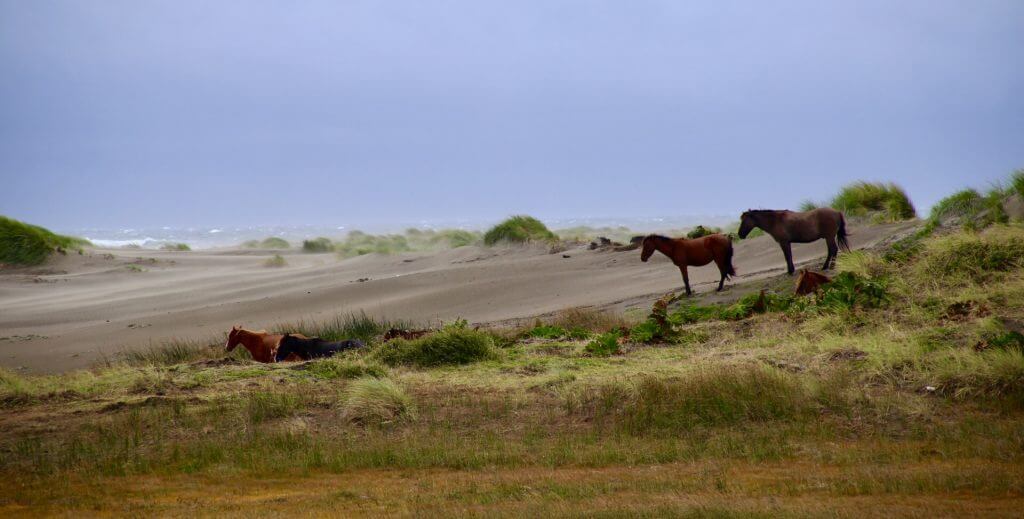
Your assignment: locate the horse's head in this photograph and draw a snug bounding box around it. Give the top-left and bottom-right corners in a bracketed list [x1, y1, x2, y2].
[225, 326, 242, 351]
[640, 235, 658, 262]
[738, 211, 756, 239]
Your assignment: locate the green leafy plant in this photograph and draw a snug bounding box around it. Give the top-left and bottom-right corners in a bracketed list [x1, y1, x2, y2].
[585, 331, 622, 356]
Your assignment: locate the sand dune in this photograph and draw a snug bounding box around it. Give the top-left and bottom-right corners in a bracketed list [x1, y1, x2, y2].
[0, 222, 918, 373]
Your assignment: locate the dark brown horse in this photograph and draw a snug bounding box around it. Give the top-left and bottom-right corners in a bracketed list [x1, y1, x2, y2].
[640, 234, 736, 296]
[738, 208, 850, 274]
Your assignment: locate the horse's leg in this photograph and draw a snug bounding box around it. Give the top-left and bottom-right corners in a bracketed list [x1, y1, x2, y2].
[679, 266, 692, 296]
[823, 238, 838, 270]
[713, 256, 727, 291]
[781, 242, 795, 274]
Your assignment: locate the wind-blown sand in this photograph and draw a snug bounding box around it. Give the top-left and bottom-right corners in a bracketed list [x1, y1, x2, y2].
[0, 222, 917, 373]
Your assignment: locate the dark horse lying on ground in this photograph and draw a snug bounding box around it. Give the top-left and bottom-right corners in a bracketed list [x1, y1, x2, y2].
[640, 233, 736, 296]
[275, 334, 365, 362]
[738, 208, 850, 274]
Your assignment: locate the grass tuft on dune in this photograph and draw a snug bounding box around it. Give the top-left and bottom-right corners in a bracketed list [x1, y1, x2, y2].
[830, 181, 916, 221]
[483, 215, 557, 245]
[0, 215, 91, 266]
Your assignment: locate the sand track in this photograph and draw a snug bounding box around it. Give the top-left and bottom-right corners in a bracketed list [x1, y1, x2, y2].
[0, 222, 917, 372]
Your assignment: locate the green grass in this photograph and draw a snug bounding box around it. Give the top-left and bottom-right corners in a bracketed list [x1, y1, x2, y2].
[264, 254, 287, 267]
[584, 331, 622, 356]
[685, 225, 721, 239]
[483, 215, 557, 245]
[798, 200, 819, 212]
[159, 243, 191, 251]
[915, 225, 1024, 284]
[0, 215, 91, 266]
[302, 237, 334, 253]
[243, 237, 291, 249]
[1012, 169, 1024, 199]
[830, 181, 916, 221]
[341, 377, 417, 424]
[372, 324, 498, 367]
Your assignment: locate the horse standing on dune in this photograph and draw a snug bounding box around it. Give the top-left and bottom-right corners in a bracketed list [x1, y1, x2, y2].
[738, 208, 850, 274]
[225, 326, 307, 363]
[640, 234, 736, 296]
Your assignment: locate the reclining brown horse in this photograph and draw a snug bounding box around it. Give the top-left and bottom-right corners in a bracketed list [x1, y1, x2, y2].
[225, 326, 307, 363]
[640, 234, 736, 296]
[738, 208, 850, 274]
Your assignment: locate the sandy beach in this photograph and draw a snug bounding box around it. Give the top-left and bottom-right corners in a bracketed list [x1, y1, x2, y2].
[0, 222, 915, 373]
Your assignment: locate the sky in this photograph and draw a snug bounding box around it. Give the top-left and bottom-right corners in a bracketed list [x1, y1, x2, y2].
[1, 0, 1022, 231]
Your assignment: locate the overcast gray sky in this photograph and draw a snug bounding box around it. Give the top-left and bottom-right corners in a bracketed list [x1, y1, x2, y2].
[1, 0, 1022, 230]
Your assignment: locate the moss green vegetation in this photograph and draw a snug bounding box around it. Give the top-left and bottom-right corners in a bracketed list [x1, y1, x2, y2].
[2, 225, 1024, 515]
[483, 215, 557, 245]
[264, 254, 287, 267]
[830, 181, 916, 221]
[243, 237, 291, 249]
[159, 243, 191, 251]
[0, 216, 90, 266]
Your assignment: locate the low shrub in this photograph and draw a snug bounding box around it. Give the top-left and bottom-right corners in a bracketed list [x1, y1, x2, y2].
[584, 331, 621, 356]
[0, 216, 91, 266]
[243, 237, 291, 249]
[302, 237, 334, 253]
[341, 377, 417, 424]
[1012, 170, 1024, 199]
[831, 181, 916, 221]
[372, 324, 497, 367]
[483, 215, 556, 245]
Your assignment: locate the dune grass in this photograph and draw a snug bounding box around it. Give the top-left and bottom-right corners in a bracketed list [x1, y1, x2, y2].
[243, 237, 291, 249]
[830, 181, 916, 221]
[483, 215, 557, 245]
[685, 225, 722, 239]
[302, 237, 334, 253]
[341, 377, 417, 424]
[159, 242, 191, 251]
[372, 322, 498, 367]
[264, 254, 287, 267]
[0, 215, 90, 266]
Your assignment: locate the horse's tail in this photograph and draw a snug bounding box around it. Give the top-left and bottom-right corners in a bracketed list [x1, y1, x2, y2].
[837, 213, 851, 252]
[724, 236, 737, 278]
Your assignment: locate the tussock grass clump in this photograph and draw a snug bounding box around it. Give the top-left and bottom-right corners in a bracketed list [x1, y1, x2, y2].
[916, 225, 1024, 283]
[685, 225, 721, 239]
[372, 324, 498, 367]
[483, 215, 556, 245]
[264, 254, 287, 267]
[243, 237, 290, 249]
[799, 200, 820, 211]
[341, 377, 416, 424]
[929, 188, 1009, 230]
[1012, 170, 1024, 199]
[571, 366, 816, 433]
[0, 216, 91, 266]
[929, 349, 1024, 407]
[831, 181, 916, 221]
[550, 307, 634, 333]
[160, 243, 191, 251]
[302, 237, 334, 253]
[526, 324, 590, 340]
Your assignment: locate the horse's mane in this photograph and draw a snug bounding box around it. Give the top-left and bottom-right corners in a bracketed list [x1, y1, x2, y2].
[744, 209, 784, 215]
[644, 234, 671, 241]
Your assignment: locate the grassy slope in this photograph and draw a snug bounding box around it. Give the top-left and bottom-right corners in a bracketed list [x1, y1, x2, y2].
[0, 216, 90, 266]
[2, 227, 1024, 516]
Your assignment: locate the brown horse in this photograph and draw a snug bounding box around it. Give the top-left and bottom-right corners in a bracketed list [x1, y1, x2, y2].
[225, 326, 307, 363]
[738, 208, 850, 274]
[640, 234, 736, 296]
